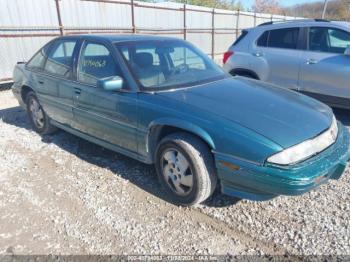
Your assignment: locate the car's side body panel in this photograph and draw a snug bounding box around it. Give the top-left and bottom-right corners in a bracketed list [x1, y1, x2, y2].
[136, 90, 283, 165]
[299, 25, 350, 108]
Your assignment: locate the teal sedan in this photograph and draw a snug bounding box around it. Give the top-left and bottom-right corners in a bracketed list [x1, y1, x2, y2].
[12, 35, 350, 206]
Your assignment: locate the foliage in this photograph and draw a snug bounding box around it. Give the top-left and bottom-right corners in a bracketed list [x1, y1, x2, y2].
[140, 0, 349, 19]
[171, 0, 243, 10]
[284, 0, 350, 20]
[252, 0, 283, 15]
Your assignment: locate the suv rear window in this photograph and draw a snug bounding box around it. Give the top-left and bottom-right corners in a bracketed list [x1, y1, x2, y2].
[233, 30, 248, 46]
[257, 27, 300, 49]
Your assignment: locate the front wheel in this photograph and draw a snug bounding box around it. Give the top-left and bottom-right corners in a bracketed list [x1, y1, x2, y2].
[26, 91, 57, 135]
[155, 133, 217, 206]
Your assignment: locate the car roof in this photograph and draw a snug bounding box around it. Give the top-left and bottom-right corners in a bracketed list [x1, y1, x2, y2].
[57, 34, 181, 43]
[254, 19, 350, 31]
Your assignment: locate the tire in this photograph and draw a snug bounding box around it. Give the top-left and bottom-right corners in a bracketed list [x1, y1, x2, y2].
[26, 91, 57, 135]
[155, 132, 217, 206]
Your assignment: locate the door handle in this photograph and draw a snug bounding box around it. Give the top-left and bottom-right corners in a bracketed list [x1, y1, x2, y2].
[38, 80, 44, 84]
[306, 59, 318, 65]
[74, 88, 81, 95]
[253, 52, 263, 57]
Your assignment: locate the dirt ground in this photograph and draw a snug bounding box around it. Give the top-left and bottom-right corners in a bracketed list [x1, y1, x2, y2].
[0, 90, 349, 256]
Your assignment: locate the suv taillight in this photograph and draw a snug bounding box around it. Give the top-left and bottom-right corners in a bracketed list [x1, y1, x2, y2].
[223, 51, 234, 64]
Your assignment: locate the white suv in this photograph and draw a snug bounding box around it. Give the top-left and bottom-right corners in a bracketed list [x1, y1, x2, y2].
[223, 19, 350, 109]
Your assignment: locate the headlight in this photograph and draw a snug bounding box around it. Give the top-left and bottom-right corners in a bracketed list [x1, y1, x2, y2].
[267, 115, 338, 165]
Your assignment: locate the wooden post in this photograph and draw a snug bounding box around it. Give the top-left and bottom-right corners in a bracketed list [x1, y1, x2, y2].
[254, 12, 257, 27]
[235, 9, 240, 40]
[211, 8, 215, 59]
[54, 0, 64, 35]
[183, 4, 187, 40]
[131, 0, 136, 33]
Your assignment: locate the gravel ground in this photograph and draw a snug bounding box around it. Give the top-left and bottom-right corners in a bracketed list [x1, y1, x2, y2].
[0, 90, 349, 256]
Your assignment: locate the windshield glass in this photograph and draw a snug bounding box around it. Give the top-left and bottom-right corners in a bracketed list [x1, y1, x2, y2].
[115, 40, 227, 90]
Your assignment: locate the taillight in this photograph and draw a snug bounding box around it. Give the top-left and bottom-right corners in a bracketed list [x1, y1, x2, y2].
[223, 51, 234, 64]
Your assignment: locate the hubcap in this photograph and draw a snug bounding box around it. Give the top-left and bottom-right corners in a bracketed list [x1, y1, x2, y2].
[29, 98, 44, 129]
[161, 149, 193, 196]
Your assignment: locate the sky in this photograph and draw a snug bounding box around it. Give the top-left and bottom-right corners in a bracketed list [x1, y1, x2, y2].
[241, 0, 322, 9]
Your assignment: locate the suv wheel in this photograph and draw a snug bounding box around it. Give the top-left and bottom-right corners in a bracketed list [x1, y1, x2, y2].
[155, 132, 217, 206]
[26, 91, 57, 135]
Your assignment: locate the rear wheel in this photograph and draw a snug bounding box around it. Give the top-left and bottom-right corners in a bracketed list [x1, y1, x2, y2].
[155, 132, 217, 206]
[26, 91, 57, 135]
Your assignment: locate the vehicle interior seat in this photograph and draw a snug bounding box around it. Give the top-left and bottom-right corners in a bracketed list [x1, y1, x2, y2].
[132, 52, 165, 87]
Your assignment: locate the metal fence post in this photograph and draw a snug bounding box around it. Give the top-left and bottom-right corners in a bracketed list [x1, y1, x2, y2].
[183, 4, 187, 40]
[54, 0, 64, 35]
[254, 11, 257, 27]
[131, 0, 136, 33]
[211, 8, 215, 59]
[235, 9, 240, 40]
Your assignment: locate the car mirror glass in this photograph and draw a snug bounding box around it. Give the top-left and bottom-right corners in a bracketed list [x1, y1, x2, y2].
[97, 76, 124, 91]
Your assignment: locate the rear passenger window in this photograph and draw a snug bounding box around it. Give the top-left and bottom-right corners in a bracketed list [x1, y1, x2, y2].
[78, 42, 122, 86]
[44, 40, 77, 77]
[268, 28, 300, 49]
[257, 31, 268, 47]
[27, 46, 49, 70]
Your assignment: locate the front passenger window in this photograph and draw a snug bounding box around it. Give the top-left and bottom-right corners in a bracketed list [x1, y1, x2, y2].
[78, 43, 122, 86]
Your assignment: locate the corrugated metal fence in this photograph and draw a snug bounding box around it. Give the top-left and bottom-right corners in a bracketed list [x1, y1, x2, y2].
[0, 0, 299, 84]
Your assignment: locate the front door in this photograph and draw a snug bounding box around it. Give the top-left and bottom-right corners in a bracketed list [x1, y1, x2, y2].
[299, 26, 350, 107]
[72, 41, 138, 153]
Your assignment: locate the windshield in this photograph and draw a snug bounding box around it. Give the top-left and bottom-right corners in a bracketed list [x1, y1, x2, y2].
[115, 40, 227, 90]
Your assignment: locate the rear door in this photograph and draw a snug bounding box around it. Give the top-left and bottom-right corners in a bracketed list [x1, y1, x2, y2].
[254, 27, 303, 90]
[299, 26, 350, 107]
[37, 38, 79, 126]
[72, 40, 138, 153]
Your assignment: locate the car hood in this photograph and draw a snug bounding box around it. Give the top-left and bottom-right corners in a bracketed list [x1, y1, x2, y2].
[156, 77, 333, 148]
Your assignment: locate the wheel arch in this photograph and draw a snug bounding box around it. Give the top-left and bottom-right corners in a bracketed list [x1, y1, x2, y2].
[147, 119, 215, 163]
[20, 85, 35, 104]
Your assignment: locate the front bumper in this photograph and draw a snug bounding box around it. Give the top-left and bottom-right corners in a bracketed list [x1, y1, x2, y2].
[215, 123, 350, 201]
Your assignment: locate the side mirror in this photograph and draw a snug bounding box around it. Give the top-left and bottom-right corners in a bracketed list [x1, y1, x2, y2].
[97, 76, 124, 91]
[344, 46, 350, 56]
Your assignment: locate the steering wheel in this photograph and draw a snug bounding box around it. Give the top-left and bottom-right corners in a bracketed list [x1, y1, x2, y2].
[169, 63, 189, 76]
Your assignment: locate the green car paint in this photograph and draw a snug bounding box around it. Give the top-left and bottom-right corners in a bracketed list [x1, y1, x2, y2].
[12, 34, 350, 201]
